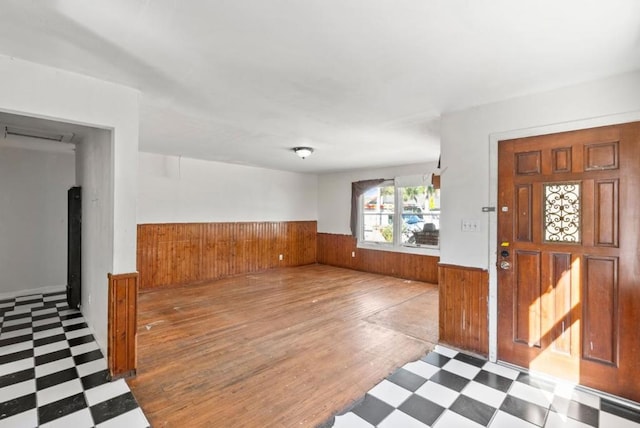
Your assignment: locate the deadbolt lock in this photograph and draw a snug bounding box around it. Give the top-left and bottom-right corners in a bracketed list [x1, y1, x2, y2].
[500, 260, 511, 270]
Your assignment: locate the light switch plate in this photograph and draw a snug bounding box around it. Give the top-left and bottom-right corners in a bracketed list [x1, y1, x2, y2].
[461, 219, 480, 232]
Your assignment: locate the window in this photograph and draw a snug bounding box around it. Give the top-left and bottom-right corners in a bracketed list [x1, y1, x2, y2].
[361, 183, 395, 242]
[359, 179, 440, 249]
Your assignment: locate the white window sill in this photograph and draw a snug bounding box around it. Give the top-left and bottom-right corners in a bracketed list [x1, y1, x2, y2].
[357, 241, 440, 257]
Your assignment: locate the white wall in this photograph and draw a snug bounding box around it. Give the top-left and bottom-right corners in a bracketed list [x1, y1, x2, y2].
[317, 162, 439, 235]
[76, 129, 113, 350]
[0, 55, 139, 353]
[440, 70, 640, 269]
[138, 152, 318, 223]
[0, 147, 75, 297]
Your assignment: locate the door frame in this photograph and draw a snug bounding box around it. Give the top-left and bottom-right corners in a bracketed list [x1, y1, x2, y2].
[487, 111, 640, 363]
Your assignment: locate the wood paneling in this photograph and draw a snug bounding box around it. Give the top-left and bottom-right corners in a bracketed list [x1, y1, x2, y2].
[438, 264, 488, 356]
[137, 221, 317, 289]
[108, 272, 138, 379]
[583, 256, 618, 365]
[316, 233, 438, 283]
[128, 265, 438, 427]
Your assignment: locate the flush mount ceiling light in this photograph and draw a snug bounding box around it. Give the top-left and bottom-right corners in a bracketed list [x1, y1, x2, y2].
[293, 146, 314, 159]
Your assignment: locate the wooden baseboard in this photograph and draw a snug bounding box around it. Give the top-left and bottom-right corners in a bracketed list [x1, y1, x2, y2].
[317, 233, 439, 283]
[108, 272, 138, 379]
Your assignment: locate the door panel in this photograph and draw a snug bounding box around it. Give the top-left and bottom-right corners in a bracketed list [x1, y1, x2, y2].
[551, 147, 572, 173]
[550, 253, 572, 355]
[584, 141, 618, 171]
[583, 256, 618, 365]
[498, 122, 640, 402]
[516, 184, 533, 242]
[514, 250, 541, 347]
[594, 179, 618, 247]
[516, 150, 542, 175]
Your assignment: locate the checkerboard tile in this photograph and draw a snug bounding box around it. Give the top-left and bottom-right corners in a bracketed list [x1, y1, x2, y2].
[331, 345, 640, 427]
[0, 291, 149, 427]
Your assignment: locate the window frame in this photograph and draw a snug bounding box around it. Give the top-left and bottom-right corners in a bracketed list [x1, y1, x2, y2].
[357, 180, 440, 256]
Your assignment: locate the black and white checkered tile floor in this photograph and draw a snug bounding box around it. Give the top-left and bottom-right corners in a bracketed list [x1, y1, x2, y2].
[0, 291, 149, 427]
[331, 345, 640, 428]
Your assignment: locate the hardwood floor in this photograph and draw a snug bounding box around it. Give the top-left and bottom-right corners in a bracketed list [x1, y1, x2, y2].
[127, 264, 438, 427]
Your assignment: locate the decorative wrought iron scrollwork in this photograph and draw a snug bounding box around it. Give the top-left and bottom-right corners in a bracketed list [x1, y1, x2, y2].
[544, 183, 581, 243]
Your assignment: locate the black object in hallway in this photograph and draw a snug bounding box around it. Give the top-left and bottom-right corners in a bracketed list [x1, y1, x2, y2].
[67, 186, 81, 309]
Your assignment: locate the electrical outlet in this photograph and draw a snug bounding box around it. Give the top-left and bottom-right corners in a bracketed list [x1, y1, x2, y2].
[279, 254, 283, 261]
[461, 219, 480, 232]
[351, 251, 356, 258]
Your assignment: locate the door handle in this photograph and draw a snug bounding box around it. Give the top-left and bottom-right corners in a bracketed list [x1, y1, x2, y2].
[500, 260, 511, 270]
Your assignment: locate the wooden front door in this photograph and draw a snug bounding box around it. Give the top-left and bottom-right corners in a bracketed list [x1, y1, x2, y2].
[497, 122, 640, 402]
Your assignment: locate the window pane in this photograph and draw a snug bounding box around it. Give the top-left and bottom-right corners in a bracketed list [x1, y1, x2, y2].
[359, 183, 440, 248]
[362, 186, 394, 243]
[362, 214, 393, 242]
[401, 185, 440, 247]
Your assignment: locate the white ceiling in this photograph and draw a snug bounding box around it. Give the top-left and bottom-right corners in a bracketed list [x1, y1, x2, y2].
[0, 1, 639, 173]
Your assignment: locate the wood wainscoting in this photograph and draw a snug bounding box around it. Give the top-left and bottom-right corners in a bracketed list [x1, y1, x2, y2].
[438, 263, 489, 356]
[137, 221, 317, 289]
[317, 233, 439, 283]
[108, 272, 138, 379]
